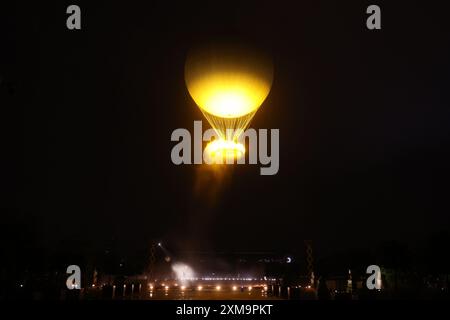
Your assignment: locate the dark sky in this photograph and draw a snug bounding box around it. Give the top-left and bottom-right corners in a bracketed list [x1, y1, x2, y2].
[1, 1, 450, 260]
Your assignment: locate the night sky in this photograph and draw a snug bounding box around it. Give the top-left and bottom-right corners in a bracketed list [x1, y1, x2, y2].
[1, 1, 450, 263]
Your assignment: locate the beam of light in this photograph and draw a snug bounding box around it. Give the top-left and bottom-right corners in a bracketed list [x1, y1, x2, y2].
[171, 263, 195, 286]
[157, 242, 172, 259]
[193, 163, 230, 208]
[376, 270, 382, 290]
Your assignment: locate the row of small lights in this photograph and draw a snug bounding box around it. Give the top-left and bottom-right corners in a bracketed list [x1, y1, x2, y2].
[150, 284, 268, 292]
[168, 277, 276, 281]
[94, 283, 309, 290]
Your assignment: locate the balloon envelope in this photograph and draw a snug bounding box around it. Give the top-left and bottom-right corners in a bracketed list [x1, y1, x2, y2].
[185, 43, 273, 141]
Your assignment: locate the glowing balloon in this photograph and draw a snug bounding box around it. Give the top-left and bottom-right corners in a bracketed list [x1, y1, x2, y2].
[185, 43, 273, 161]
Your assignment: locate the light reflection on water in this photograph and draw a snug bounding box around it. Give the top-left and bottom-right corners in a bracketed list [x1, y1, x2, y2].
[148, 288, 270, 300]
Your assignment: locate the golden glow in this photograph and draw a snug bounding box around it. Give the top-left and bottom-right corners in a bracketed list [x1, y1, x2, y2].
[232, 286, 238, 291]
[204, 139, 245, 163]
[186, 72, 271, 118]
[216, 285, 221, 291]
[185, 43, 273, 155]
[197, 285, 203, 291]
[248, 286, 253, 291]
